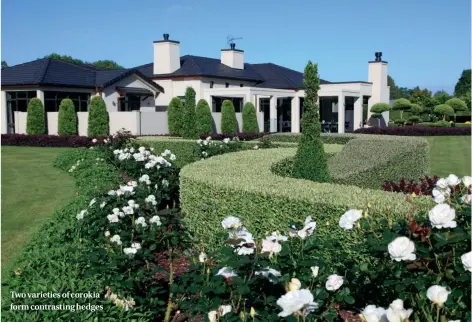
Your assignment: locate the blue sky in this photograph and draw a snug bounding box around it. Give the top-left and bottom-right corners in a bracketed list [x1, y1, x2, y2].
[1, 0, 470, 93]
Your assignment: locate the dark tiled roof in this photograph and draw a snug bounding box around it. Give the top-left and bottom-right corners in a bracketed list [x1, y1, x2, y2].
[1, 58, 163, 92]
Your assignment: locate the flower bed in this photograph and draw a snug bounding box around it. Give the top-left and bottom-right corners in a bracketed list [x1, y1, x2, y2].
[354, 126, 471, 136]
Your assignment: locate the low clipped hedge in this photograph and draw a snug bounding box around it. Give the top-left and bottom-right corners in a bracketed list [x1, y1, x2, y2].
[354, 126, 470, 136]
[329, 136, 429, 189]
[1, 134, 110, 147]
[180, 148, 433, 251]
[262, 133, 365, 144]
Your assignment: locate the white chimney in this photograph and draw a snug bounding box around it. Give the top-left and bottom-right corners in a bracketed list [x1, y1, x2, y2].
[221, 43, 244, 70]
[367, 52, 390, 118]
[153, 33, 180, 75]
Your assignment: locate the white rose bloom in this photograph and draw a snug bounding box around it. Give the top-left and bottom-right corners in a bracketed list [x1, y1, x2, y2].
[131, 242, 141, 250]
[124, 247, 137, 257]
[127, 181, 138, 187]
[255, 268, 282, 283]
[162, 179, 169, 187]
[297, 229, 308, 239]
[462, 176, 472, 188]
[310, 266, 319, 278]
[122, 206, 134, 215]
[223, 138, 230, 144]
[339, 209, 362, 230]
[461, 194, 472, 205]
[221, 216, 242, 229]
[89, 198, 96, 207]
[207, 311, 217, 322]
[446, 174, 461, 187]
[325, 274, 343, 291]
[135, 217, 147, 227]
[107, 214, 119, 223]
[432, 188, 449, 204]
[288, 278, 301, 291]
[216, 267, 237, 278]
[428, 204, 457, 229]
[303, 216, 317, 234]
[388, 237, 416, 262]
[92, 138, 97, 143]
[199, 252, 207, 263]
[448, 320, 460, 322]
[277, 289, 319, 317]
[149, 215, 162, 226]
[386, 299, 413, 322]
[261, 240, 282, 258]
[427, 285, 450, 306]
[108, 190, 116, 196]
[197, 139, 202, 145]
[76, 210, 87, 220]
[266, 231, 288, 243]
[436, 178, 449, 189]
[170, 154, 176, 160]
[128, 200, 139, 209]
[218, 305, 232, 316]
[237, 246, 255, 256]
[461, 251, 472, 272]
[110, 235, 122, 245]
[100, 201, 106, 209]
[104, 231, 110, 237]
[360, 305, 387, 322]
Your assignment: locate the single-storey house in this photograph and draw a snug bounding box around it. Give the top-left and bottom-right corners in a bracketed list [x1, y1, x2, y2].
[1, 33, 389, 135]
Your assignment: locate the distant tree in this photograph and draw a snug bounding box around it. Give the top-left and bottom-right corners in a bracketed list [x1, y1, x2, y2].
[88, 96, 109, 136]
[58, 98, 77, 135]
[409, 87, 435, 115]
[388, 75, 409, 99]
[434, 104, 454, 121]
[220, 100, 238, 134]
[195, 99, 213, 135]
[392, 98, 412, 120]
[433, 90, 451, 105]
[43, 53, 124, 70]
[182, 87, 197, 139]
[242, 102, 259, 133]
[44, 53, 86, 65]
[454, 69, 471, 98]
[26, 98, 45, 135]
[292, 61, 331, 183]
[1, 61, 8, 69]
[370, 103, 391, 126]
[167, 97, 184, 136]
[445, 98, 468, 122]
[409, 103, 423, 115]
[93, 60, 124, 70]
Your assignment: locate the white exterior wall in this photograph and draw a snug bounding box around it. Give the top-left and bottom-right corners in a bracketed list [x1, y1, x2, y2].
[367, 61, 389, 118]
[47, 112, 59, 135]
[221, 50, 244, 70]
[77, 112, 88, 136]
[109, 111, 140, 135]
[153, 41, 180, 74]
[14, 112, 27, 134]
[1, 90, 7, 134]
[103, 75, 156, 112]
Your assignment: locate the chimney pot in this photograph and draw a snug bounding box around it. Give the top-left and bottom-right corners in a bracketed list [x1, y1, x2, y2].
[163, 33, 169, 41]
[230, 43, 235, 50]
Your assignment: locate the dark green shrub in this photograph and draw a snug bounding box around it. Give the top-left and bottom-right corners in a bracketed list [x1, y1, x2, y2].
[410, 103, 423, 115]
[242, 102, 259, 133]
[57, 98, 77, 135]
[220, 100, 238, 134]
[392, 98, 411, 119]
[292, 61, 330, 182]
[432, 120, 452, 127]
[88, 96, 109, 136]
[26, 98, 45, 135]
[168, 97, 183, 136]
[182, 87, 197, 139]
[407, 115, 421, 124]
[370, 103, 390, 126]
[195, 99, 213, 135]
[394, 118, 406, 126]
[434, 104, 454, 121]
[446, 98, 468, 112]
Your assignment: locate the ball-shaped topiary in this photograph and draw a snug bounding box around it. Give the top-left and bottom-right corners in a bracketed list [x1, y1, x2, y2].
[407, 115, 421, 125]
[58, 98, 77, 135]
[370, 103, 391, 126]
[168, 97, 183, 136]
[242, 102, 259, 133]
[220, 100, 238, 134]
[409, 103, 423, 115]
[182, 87, 198, 139]
[434, 104, 455, 121]
[445, 98, 468, 112]
[88, 96, 109, 136]
[195, 99, 213, 135]
[26, 98, 46, 135]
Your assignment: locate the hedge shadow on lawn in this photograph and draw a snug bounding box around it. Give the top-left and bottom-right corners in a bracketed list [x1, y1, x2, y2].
[180, 147, 434, 251]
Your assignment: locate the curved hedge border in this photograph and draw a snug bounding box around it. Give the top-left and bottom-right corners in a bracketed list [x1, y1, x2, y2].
[262, 133, 366, 144]
[354, 126, 471, 136]
[180, 148, 433, 251]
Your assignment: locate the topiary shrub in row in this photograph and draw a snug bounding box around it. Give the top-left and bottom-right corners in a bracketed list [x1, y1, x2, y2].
[168, 97, 183, 136]
[182, 87, 197, 139]
[26, 98, 45, 135]
[242, 102, 258, 132]
[221, 100, 238, 134]
[88, 96, 109, 137]
[195, 99, 212, 135]
[58, 98, 77, 135]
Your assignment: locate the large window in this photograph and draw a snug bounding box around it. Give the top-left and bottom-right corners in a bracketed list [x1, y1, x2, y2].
[44, 91, 90, 112]
[212, 96, 243, 113]
[118, 95, 141, 111]
[6, 91, 37, 113]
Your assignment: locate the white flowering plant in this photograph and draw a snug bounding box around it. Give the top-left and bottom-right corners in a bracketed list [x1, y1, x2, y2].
[197, 136, 244, 159]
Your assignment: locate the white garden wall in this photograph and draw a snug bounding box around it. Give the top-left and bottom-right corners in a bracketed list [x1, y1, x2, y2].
[47, 112, 58, 135]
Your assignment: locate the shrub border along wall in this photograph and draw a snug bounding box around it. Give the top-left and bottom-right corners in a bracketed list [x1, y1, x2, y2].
[180, 147, 434, 251]
[1, 134, 112, 147]
[354, 126, 471, 136]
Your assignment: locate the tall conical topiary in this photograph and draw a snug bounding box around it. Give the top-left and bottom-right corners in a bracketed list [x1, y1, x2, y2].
[220, 100, 238, 134]
[88, 96, 109, 136]
[26, 98, 45, 135]
[58, 98, 77, 135]
[195, 99, 213, 135]
[292, 61, 330, 182]
[242, 102, 259, 133]
[182, 87, 197, 139]
[168, 97, 184, 135]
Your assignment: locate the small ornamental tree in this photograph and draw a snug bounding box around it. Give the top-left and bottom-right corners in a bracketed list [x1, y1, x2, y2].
[242, 102, 259, 133]
[434, 104, 455, 121]
[220, 100, 238, 134]
[26, 98, 45, 135]
[182, 87, 197, 139]
[409, 103, 423, 115]
[370, 103, 391, 127]
[88, 96, 109, 136]
[195, 99, 213, 135]
[392, 98, 412, 120]
[168, 97, 183, 135]
[446, 98, 468, 122]
[58, 98, 77, 135]
[292, 61, 330, 182]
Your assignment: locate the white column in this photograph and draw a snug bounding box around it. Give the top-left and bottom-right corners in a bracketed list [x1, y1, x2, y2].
[1, 91, 7, 134]
[269, 96, 277, 132]
[353, 96, 363, 131]
[36, 89, 44, 105]
[291, 96, 300, 133]
[337, 93, 345, 133]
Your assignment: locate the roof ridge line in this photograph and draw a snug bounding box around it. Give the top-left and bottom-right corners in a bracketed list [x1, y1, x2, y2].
[38, 58, 52, 83]
[267, 63, 298, 88]
[187, 56, 203, 75]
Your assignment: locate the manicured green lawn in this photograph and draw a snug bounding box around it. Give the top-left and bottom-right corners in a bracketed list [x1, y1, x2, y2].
[426, 136, 471, 177]
[1, 147, 76, 277]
